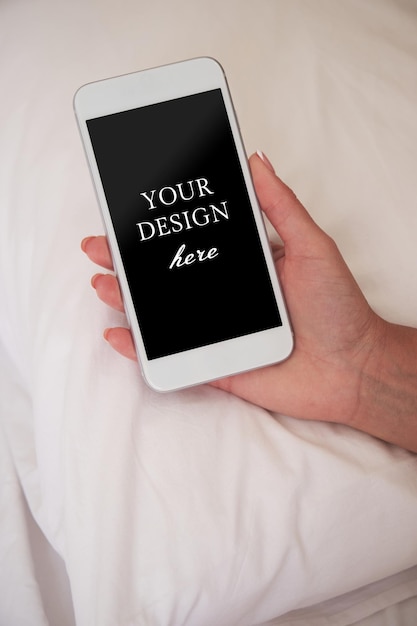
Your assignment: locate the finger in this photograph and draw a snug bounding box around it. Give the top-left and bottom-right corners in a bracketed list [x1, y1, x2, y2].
[104, 327, 137, 361]
[271, 242, 285, 262]
[81, 235, 114, 270]
[91, 273, 124, 312]
[250, 152, 323, 251]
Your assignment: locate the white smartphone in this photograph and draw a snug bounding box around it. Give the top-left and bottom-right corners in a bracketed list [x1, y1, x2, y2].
[74, 57, 293, 391]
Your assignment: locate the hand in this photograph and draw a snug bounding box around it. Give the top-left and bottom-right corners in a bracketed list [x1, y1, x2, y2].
[212, 152, 385, 427]
[83, 153, 416, 445]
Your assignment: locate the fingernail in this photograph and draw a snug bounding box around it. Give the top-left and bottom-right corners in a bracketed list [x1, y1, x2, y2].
[91, 273, 102, 288]
[81, 236, 94, 252]
[256, 150, 275, 173]
[103, 328, 111, 342]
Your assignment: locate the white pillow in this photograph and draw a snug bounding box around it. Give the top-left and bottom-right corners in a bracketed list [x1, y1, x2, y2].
[1, 1, 416, 624]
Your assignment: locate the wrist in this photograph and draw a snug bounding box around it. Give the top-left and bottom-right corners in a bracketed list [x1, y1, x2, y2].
[350, 317, 417, 452]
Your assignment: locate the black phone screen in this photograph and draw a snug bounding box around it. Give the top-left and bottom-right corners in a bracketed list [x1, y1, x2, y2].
[87, 88, 282, 360]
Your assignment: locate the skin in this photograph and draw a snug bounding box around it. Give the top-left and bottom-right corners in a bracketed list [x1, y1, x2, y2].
[82, 153, 417, 453]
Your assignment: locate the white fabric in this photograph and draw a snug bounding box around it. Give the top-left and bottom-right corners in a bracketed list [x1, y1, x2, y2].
[1, 0, 417, 624]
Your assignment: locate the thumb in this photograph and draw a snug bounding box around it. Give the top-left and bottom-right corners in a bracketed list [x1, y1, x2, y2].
[250, 152, 323, 250]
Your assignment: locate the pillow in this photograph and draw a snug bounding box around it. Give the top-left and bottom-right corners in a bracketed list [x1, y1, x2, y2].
[1, 1, 416, 624]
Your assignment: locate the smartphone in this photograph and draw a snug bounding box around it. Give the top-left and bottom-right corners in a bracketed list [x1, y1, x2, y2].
[74, 57, 293, 391]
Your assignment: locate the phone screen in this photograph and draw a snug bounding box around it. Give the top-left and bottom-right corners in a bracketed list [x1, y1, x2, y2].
[87, 88, 282, 360]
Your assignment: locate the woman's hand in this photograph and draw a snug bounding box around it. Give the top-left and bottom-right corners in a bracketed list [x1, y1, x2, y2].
[82, 152, 417, 451]
[81, 237, 137, 361]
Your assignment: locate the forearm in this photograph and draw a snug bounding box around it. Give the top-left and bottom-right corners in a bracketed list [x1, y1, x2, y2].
[352, 320, 417, 453]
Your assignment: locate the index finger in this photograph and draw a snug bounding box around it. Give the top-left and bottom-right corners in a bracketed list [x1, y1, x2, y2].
[81, 235, 114, 270]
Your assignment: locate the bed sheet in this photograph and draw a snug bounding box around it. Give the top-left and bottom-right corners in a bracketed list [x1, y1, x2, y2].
[1, 0, 417, 624]
[2, 332, 417, 626]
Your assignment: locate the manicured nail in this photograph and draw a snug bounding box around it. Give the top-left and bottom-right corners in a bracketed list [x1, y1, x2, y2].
[91, 273, 102, 288]
[81, 236, 94, 252]
[256, 150, 275, 173]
